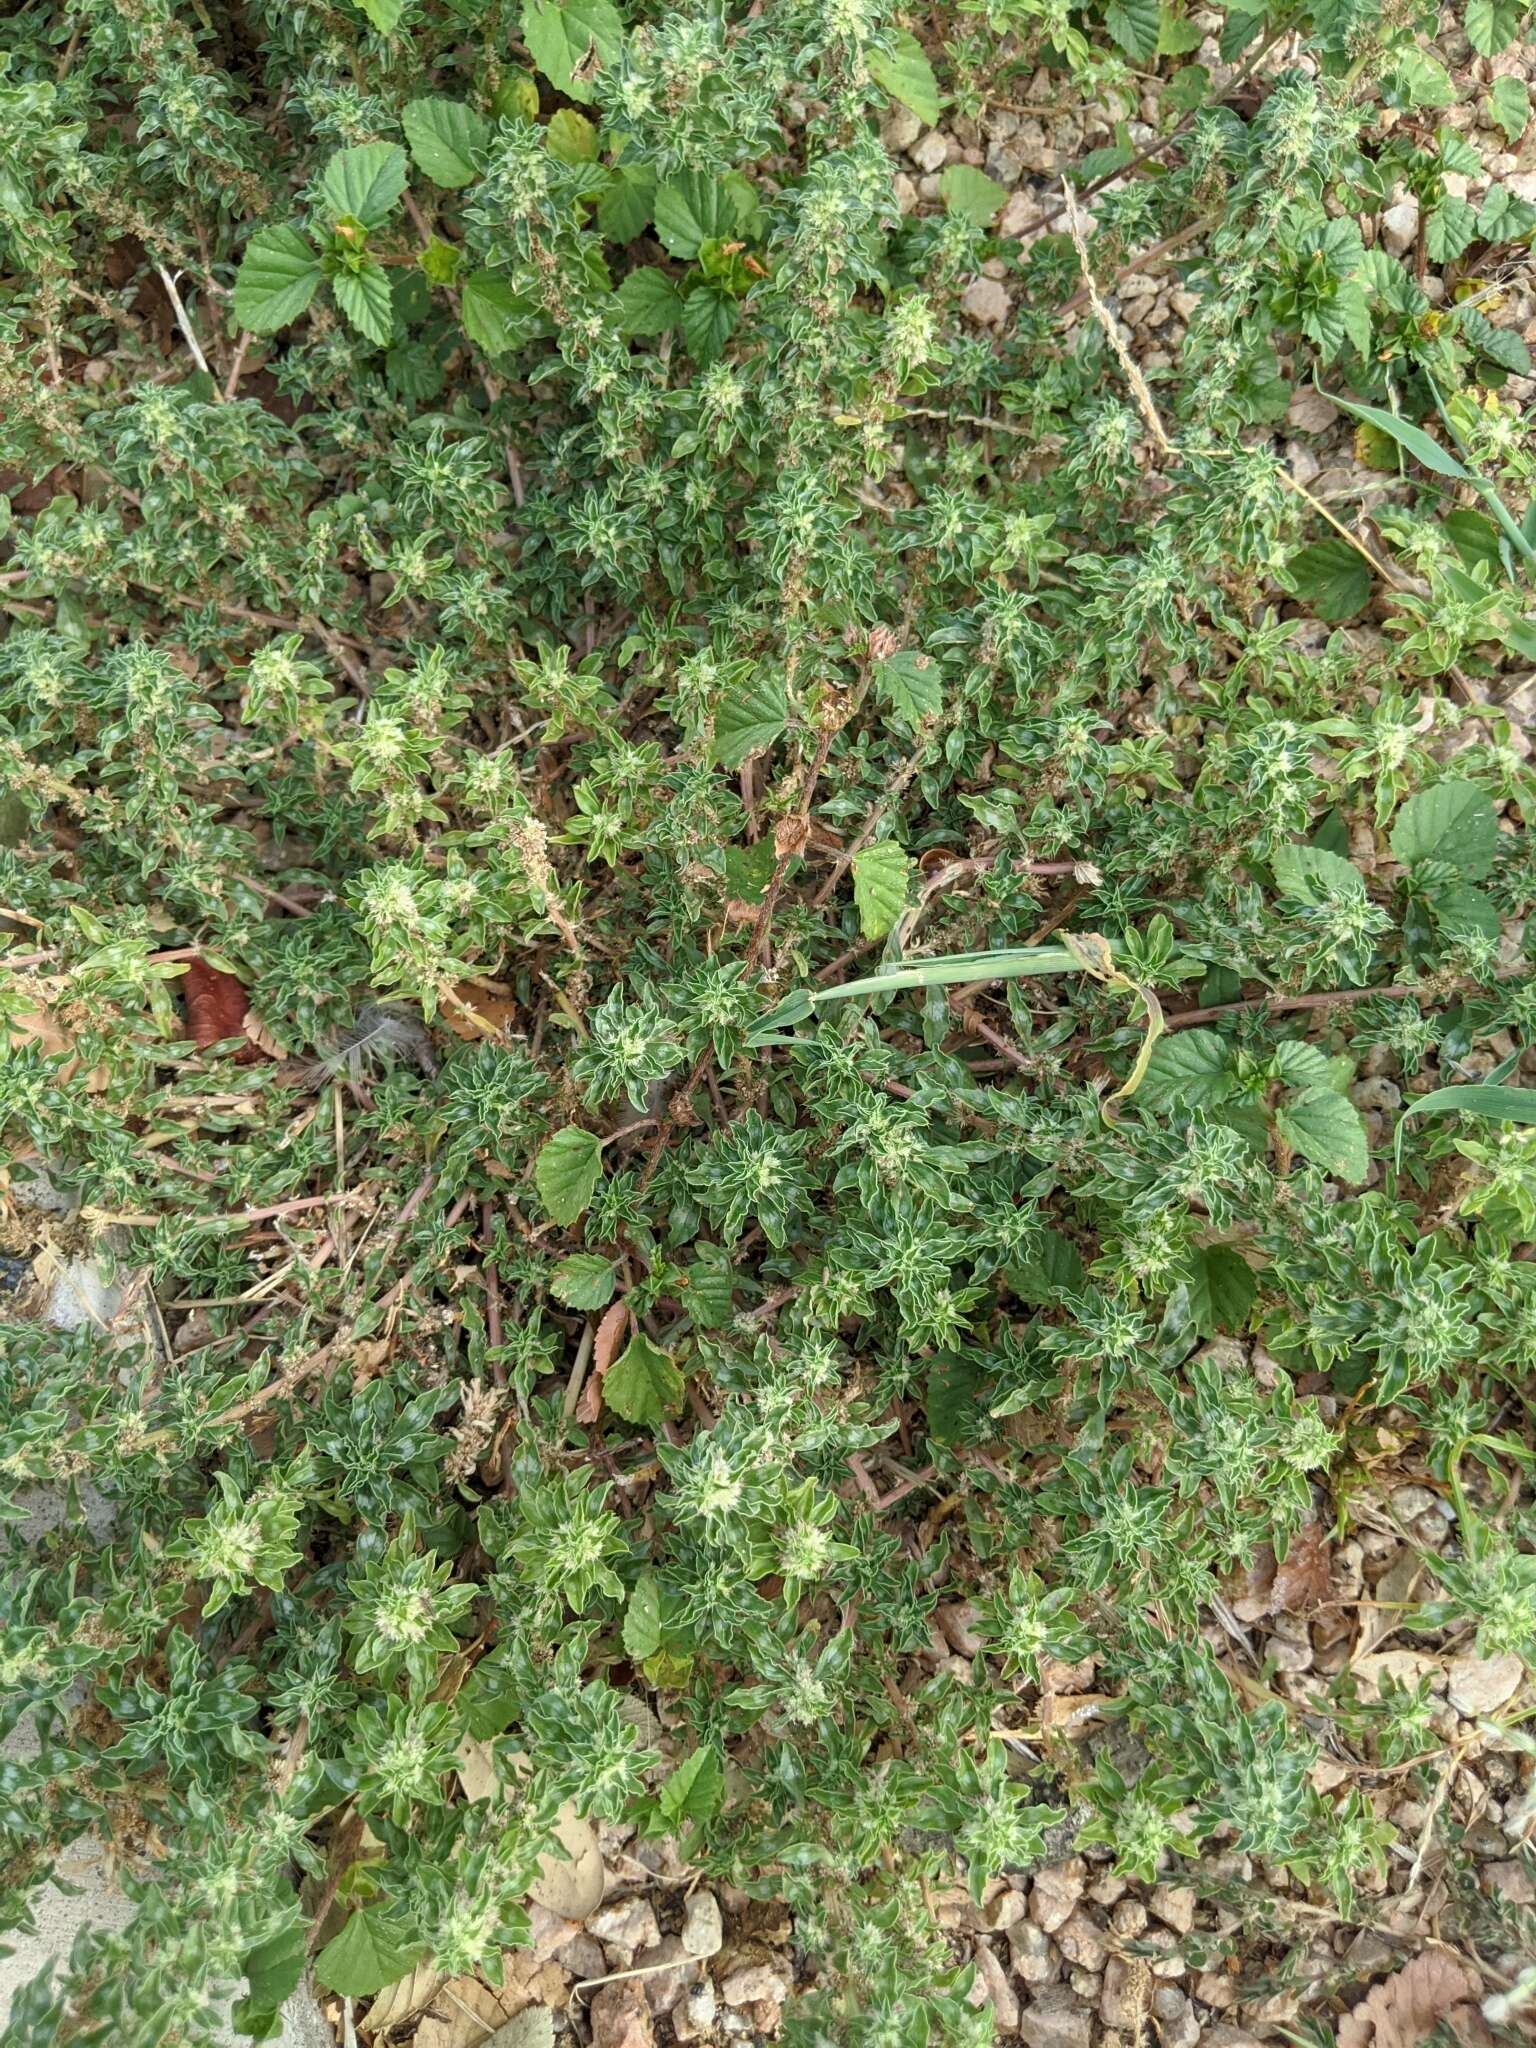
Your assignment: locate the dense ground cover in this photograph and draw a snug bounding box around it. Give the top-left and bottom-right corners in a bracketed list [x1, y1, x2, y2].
[2, 0, 1535, 2043]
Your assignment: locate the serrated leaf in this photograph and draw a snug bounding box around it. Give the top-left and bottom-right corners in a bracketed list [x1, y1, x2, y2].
[1458, 304, 1532, 378]
[1284, 536, 1371, 622]
[520, 0, 623, 100]
[1390, 780, 1498, 879]
[1141, 1028, 1234, 1107]
[534, 1125, 603, 1225]
[232, 228, 323, 334]
[318, 143, 407, 227]
[1426, 193, 1477, 264]
[1105, 0, 1160, 59]
[402, 99, 489, 188]
[313, 1910, 427, 1999]
[938, 164, 1007, 227]
[603, 1331, 684, 1427]
[461, 271, 535, 353]
[332, 263, 394, 345]
[1272, 842, 1365, 905]
[869, 29, 941, 126]
[1186, 1244, 1256, 1336]
[926, 1349, 985, 1445]
[356, 0, 404, 32]
[546, 107, 599, 163]
[597, 163, 655, 241]
[657, 1746, 723, 1825]
[1275, 1086, 1369, 1183]
[1488, 75, 1530, 144]
[851, 842, 911, 940]
[875, 647, 942, 725]
[680, 282, 735, 363]
[622, 1571, 662, 1659]
[1467, 0, 1525, 55]
[612, 268, 681, 336]
[654, 171, 743, 259]
[714, 668, 786, 768]
[549, 1251, 615, 1308]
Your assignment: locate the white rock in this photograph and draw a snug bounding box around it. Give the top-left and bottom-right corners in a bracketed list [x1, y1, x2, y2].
[911, 129, 949, 174]
[680, 1888, 723, 1958]
[1380, 196, 1421, 257]
[881, 106, 923, 152]
[720, 1961, 791, 2007]
[961, 278, 1010, 328]
[1447, 1652, 1523, 1718]
[1029, 1860, 1086, 1934]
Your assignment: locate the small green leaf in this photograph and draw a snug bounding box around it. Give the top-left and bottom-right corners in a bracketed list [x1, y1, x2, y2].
[875, 647, 942, 725]
[313, 1910, 426, 1999]
[1186, 1244, 1256, 1336]
[852, 842, 911, 940]
[232, 228, 323, 334]
[318, 143, 408, 228]
[868, 29, 941, 126]
[1272, 842, 1365, 906]
[520, 0, 624, 103]
[622, 1571, 662, 1660]
[402, 99, 489, 188]
[1275, 1086, 1369, 1182]
[1105, 0, 1160, 58]
[1284, 536, 1371, 621]
[603, 1331, 685, 1427]
[653, 171, 746, 259]
[1390, 780, 1498, 880]
[1141, 1028, 1233, 1107]
[534, 1125, 603, 1226]
[461, 271, 536, 353]
[332, 263, 394, 345]
[597, 163, 656, 242]
[1488, 74, 1530, 144]
[1467, 0, 1525, 55]
[657, 1746, 723, 1825]
[546, 107, 599, 163]
[713, 668, 786, 768]
[938, 164, 1007, 227]
[550, 1252, 615, 1309]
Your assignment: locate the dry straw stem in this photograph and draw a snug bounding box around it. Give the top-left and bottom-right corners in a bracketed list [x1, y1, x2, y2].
[1060, 179, 1174, 461]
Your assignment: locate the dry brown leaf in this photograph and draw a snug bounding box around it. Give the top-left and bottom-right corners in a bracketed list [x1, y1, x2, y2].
[1337, 1952, 1489, 2048]
[1229, 1518, 1331, 1622]
[457, 1741, 604, 1921]
[414, 1976, 523, 2048]
[575, 1299, 630, 1425]
[1038, 1692, 1112, 1738]
[359, 1959, 443, 2036]
[441, 982, 520, 1040]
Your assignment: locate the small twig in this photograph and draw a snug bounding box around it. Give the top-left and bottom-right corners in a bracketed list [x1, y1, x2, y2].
[223, 330, 254, 400]
[155, 265, 212, 379]
[562, 1318, 597, 1420]
[1164, 982, 1421, 1029]
[1061, 180, 1173, 461]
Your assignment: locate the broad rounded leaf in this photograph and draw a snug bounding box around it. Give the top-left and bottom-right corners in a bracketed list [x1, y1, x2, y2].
[1141, 1028, 1233, 1107]
[332, 263, 394, 345]
[355, 0, 404, 31]
[318, 143, 407, 227]
[549, 1251, 615, 1308]
[519, 0, 623, 102]
[613, 267, 683, 337]
[314, 1909, 426, 1999]
[1284, 537, 1371, 622]
[714, 668, 786, 768]
[233, 228, 323, 334]
[1275, 1086, 1369, 1183]
[852, 842, 911, 940]
[869, 30, 941, 127]
[1272, 842, 1365, 905]
[402, 99, 489, 188]
[461, 271, 536, 354]
[653, 170, 739, 259]
[1390, 780, 1498, 880]
[939, 164, 1007, 226]
[875, 647, 942, 725]
[602, 1330, 684, 1427]
[534, 1125, 603, 1225]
